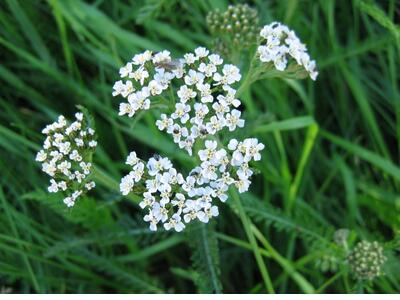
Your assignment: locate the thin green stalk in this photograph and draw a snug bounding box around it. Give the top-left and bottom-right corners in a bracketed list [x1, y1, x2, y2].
[287, 123, 319, 212]
[316, 271, 344, 293]
[231, 190, 275, 293]
[251, 225, 315, 293]
[215, 232, 271, 258]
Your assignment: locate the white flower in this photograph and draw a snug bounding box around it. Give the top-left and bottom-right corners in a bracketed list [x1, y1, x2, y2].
[154, 69, 174, 89]
[75, 138, 84, 147]
[183, 199, 199, 223]
[218, 87, 241, 107]
[228, 138, 238, 150]
[58, 142, 71, 155]
[177, 85, 196, 103]
[111, 81, 124, 97]
[225, 109, 245, 131]
[194, 47, 209, 58]
[206, 116, 225, 134]
[128, 88, 150, 111]
[164, 213, 185, 232]
[58, 181, 67, 191]
[132, 162, 145, 181]
[212, 101, 229, 118]
[35, 150, 47, 162]
[171, 103, 191, 123]
[126, 151, 139, 166]
[119, 102, 134, 117]
[197, 206, 219, 223]
[79, 162, 92, 175]
[184, 69, 205, 86]
[75, 112, 83, 121]
[120, 174, 134, 196]
[200, 161, 218, 180]
[143, 209, 160, 231]
[152, 50, 171, 64]
[192, 103, 209, 125]
[58, 161, 71, 175]
[171, 193, 186, 210]
[208, 54, 223, 65]
[147, 156, 172, 176]
[210, 181, 229, 202]
[63, 196, 75, 207]
[148, 80, 163, 96]
[48, 179, 59, 193]
[178, 136, 195, 155]
[184, 53, 197, 65]
[159, 187, 171, 205]
[198, 140, 217, 162]
[132, 50, 152, 65]
[152, 202, 168, 223]
[69, 150, 82, 162]
[167, 124, 188, 143]
[198, 62, 217, 77]
[213, 64, 241, 85]
[182, 176, 196, 193]
[235, 176, 251, 193]
[140, 192, 155, 209]
[164, 168, 184, 185]
[156, 114, 173, 131]
[244, 138, 265, 161]
[85, 181, 95, 191]
[196, 83, 213, 103]
[74, 171, 85, 183]
[119, 62, 132, 78]
[42, 162, 56, 176]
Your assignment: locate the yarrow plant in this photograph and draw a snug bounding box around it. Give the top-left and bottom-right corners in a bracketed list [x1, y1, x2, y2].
[37, 16, 318, 233]
[36, 109, 97, 207]
[110, 20, 318, 232]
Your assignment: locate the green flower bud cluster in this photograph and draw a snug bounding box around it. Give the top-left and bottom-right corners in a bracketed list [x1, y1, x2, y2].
[315, 254, 340, 273]
[347, 241, 386, 281]
[206, 4, 260, 53]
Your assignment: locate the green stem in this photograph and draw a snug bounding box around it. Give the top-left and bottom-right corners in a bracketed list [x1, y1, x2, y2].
[236, 52, 258, 98]
[251, 225, 315, 293]
[287, 123, 319, 213]
[231, 190, 275, 293]
[316, 271, 344, 293]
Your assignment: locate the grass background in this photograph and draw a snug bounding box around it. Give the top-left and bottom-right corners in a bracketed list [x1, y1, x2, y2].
[0, 0, 399, 294]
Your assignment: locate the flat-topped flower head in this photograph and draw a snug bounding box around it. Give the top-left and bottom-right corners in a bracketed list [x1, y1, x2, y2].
[36, 109, 97, 207]
[120, 137, 264, 232]
[152, 47, 243, 155]
[114, 48, 245, 156]
[257, 22, 318, 80]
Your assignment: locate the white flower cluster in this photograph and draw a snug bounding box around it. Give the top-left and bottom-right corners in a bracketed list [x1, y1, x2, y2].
[112, 50, 178, 117]
[120, 137, 264, 232]
[35, 112, 97, 207]
[257, 22, 318, 80]
[156, 47, 243, 155]
[113, 47, 244, 156]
